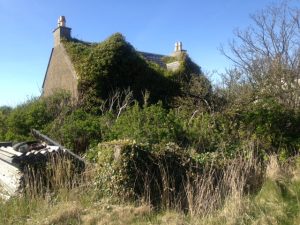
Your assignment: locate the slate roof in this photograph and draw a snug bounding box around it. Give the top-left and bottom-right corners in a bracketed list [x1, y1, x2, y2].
[138, 51, 167, 68]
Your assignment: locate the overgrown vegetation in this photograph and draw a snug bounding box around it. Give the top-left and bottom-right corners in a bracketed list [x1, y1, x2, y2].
[63, 33, 180, 109]
[1, 1, 300, 224]
[1, 151, 300, 225]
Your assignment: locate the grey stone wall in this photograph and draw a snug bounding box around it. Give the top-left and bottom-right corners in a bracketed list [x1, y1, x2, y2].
[42, 44, 78, 99]
[53, 27, 71, 47]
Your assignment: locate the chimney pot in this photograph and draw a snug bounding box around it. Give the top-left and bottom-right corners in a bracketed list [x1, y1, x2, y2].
[178, 42, 182, 51]
[58, 16, 66, 27]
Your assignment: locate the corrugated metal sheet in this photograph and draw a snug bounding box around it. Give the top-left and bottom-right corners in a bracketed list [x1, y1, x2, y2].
[0, 130, 85, 199]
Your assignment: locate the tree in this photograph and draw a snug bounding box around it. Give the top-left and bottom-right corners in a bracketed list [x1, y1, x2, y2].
[221, 1, 300, 108]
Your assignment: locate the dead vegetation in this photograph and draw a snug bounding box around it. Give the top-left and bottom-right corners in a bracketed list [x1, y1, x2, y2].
[1, 145, 300, 225]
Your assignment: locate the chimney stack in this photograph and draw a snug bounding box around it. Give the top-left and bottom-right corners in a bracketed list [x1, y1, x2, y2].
[172, 41, 186, 57]
[53, 16, 71, 47]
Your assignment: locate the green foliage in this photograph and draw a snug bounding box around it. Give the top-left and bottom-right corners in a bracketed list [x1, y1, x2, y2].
[106, 103, 185, 145]
[0, 106, 12, 115]
[0, 106, 11, 140]
[87, 140, 145, 198]
[162, 53, 213, 111]
[249, 165, 300, 224]
[3, 3, 300, 223]
[42, 90, 73, 118]
[87, 140, 197, 206]
[0, 91, 72, 142]
[188, 75, 212, 99]
[162, 56, 177, 64]
[171, 53, 202, 83]
[182, 112, 220, 152]
[64, 33, 179, 109]
[173, 74, 213, 112]
[5, 98, 53, 141]
[46, 109, 111, 153]
[177, 98, 300, 157]
[239, 99, 300, 153]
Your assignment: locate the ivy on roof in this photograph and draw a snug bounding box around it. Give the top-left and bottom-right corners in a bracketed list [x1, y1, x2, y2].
[63, 33, 180, 109]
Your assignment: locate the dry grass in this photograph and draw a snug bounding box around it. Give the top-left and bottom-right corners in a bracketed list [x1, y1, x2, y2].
[266, 155, 283, 180]
[192, 155, 300, 225]
[27, 196, 153, 225]
[37, 202, 83, 225]
[1, 152, 300, 225]
[184, 151, 262, 217]
[81, 204, 152, 225]
[22, 153, 85, 197]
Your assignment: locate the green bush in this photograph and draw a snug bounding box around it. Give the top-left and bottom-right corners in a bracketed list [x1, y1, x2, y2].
[46, 109, 112, 153]
[179, 98, 300, 157]
[106, 103, 185, 145]
[0, 106, 11, 140]
[0, 91, 72, 142]
[239, 99, 300, 154]
[4, 98, 53, 141]
[87, 140, 197, 206]
[183, 112, 220, 152]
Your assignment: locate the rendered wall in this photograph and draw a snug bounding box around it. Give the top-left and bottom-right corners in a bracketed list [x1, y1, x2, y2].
[42, 45, 78, 99]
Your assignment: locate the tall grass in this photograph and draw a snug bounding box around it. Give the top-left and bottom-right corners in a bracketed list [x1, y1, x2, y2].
[140, 151, 263, 216]
[1, 151, 300, 224]
[22, 153, 84, 197]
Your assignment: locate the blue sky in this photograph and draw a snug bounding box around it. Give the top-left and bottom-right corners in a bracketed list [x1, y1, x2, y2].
[0, 0, 297, 106]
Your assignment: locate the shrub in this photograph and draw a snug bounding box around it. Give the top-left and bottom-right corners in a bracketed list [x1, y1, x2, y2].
[46, 109, 111, 153]
[179, 98, 300, 157]
[106, 103, 185, 145]
[239, 99, 300, 154]
[5, 98, 52, 141]
[87, 140, 197, 207]
[183, 112, 221, 152]
[1, 92, 73, 142]
[0, 106, 11, 140]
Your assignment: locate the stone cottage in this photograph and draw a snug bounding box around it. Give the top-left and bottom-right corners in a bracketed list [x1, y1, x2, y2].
[42, 16, 186, 99]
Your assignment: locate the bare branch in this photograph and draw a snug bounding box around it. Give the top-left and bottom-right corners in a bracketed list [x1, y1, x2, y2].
[221, 1, 300, 108]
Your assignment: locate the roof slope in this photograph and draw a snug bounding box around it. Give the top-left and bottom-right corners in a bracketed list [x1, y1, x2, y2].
[138, 51, 167, 68]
